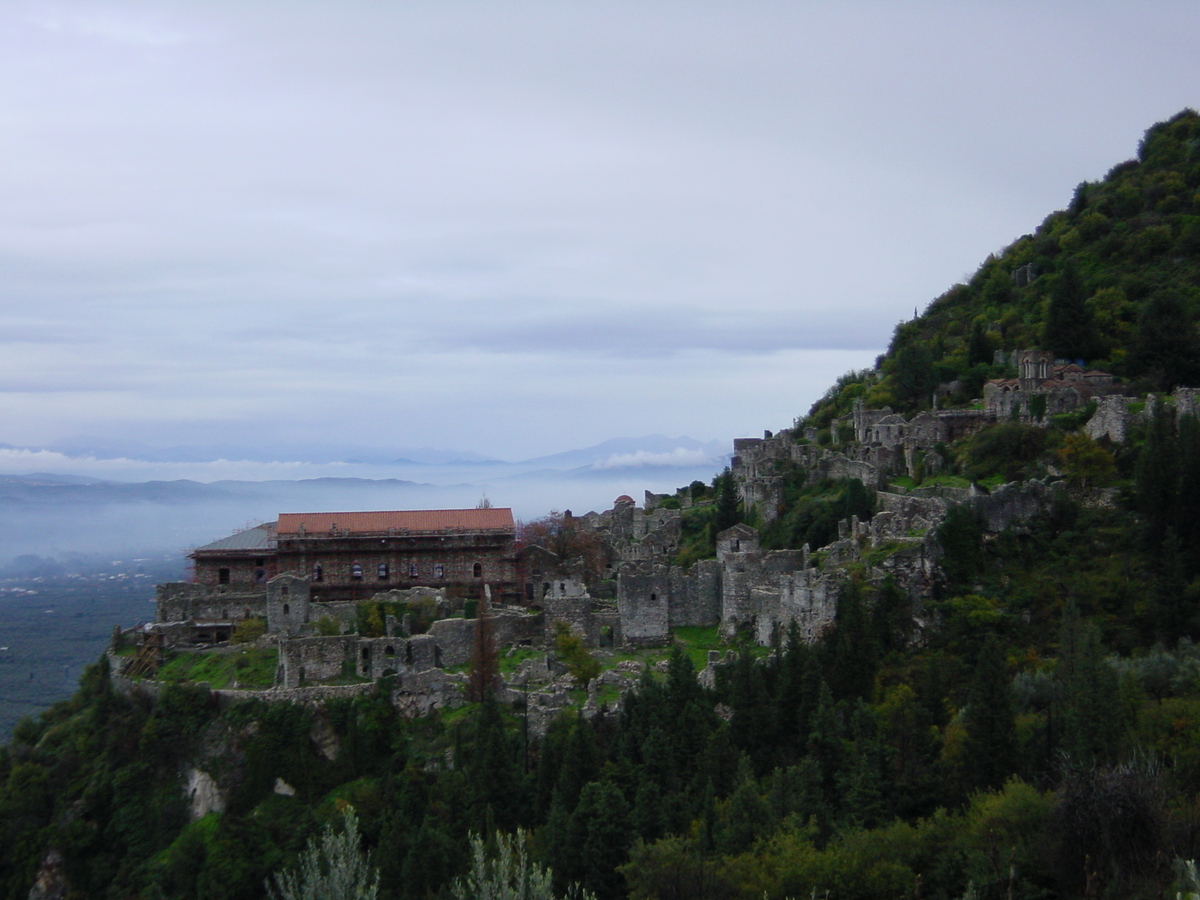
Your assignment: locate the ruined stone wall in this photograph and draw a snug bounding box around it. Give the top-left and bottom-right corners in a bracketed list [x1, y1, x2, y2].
[733, 433, 794, 522]
[1176, 388, 1200, 420]
[816, 454, 882, 486]
[1085, 395, 1129, 443]
[266, 574, 311, 636]
[426, 617, 474, 668]
[871, 542, 937, 609]
[872, 492, 950, 540]
[779, 568, 839, 641]
[667, 559, 721, 628]
[618, 563, 671, 644]
[719, 548, 805, 636]
[358, 634, 441, 681]
[155, 583, 267, 623]
[279, 636, 359, 687]
[968, 479, 1062, 532]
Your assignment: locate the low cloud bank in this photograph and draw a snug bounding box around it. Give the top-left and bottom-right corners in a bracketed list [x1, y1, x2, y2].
[592, 447, 717, 470]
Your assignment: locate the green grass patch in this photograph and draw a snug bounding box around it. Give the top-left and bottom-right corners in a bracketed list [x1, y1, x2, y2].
[672, 626, 725, 670]
[862, 540, 909, 567]
[919, 474, 972, 489]
[594, 683, 622, 707]
[499, 646, 543, 675]
[155, 648, 278, 689]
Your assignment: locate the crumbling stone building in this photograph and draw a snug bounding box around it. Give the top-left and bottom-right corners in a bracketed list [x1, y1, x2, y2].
[983, 349, 1117, 420]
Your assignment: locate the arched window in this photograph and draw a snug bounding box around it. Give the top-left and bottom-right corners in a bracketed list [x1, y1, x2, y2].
[351, 563, 363, 580]
[283, 603, 290, 615]
[378, 563, 389, 580]
[473, 562, 482, 578]
[312, 563, 323, 582]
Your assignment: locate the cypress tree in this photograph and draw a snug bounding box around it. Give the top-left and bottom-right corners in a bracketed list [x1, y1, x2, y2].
[1135, 404, 1180, 546]
[466, 595, 500, 702]
[1044, 262, 1096, 361]
[1057, 604, 1120, 765]
[714, 468, 741, 534]
[967, 320, 991, 367]
[1128, 293, 1200, 390]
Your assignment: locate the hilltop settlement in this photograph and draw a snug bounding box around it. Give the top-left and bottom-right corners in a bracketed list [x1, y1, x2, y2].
[118, 341, 1194, 727]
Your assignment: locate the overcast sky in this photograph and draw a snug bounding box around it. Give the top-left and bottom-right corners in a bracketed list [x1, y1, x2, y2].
[3, 1, 1199, 472]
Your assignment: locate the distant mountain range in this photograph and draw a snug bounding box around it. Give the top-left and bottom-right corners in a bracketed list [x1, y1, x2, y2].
[0, 435, 731, 566]
[12, 435, 727, 469]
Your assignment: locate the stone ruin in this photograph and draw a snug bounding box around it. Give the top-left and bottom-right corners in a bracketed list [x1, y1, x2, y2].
[129, 353, 1195, 721]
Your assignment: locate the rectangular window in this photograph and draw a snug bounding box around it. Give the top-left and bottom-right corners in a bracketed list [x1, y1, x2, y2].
[218, 568, 230, 584]
[409, 562, 418, 578]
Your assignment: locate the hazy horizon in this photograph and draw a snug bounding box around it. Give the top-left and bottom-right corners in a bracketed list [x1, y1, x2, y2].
[5, 2, 1200, 468]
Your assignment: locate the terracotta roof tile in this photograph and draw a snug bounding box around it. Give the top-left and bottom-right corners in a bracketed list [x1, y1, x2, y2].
[275, 508, 514, 536]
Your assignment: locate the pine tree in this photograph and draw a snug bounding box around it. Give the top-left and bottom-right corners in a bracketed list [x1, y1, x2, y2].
[568, 781, 632, 900]
[962, 636, 1016, 792]
[837, 700, 888, 829]
[467, 692, 523, 833]
[806, 680, 843, 841]
[827, 581, 877, 702]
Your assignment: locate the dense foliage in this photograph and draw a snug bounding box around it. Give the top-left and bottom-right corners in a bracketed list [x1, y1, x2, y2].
[806, 109, 1200, 426]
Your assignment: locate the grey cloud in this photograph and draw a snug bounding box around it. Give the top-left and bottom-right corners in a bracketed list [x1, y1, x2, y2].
[2, 2, 1200, 461]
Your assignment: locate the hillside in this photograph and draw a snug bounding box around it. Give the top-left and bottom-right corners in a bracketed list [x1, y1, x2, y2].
[3, 112, 1200, 900]
[807, 108, 1200, 427]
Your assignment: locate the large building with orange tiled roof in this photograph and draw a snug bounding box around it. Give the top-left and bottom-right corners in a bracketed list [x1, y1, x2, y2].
[192, 507, 520, 602]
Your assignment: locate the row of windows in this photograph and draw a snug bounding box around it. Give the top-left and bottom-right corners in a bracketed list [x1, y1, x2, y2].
[310, 562, 484, 582]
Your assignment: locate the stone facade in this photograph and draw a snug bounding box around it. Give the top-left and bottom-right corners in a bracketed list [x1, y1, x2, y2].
[191, 508, 520, 604]
[984, 350, 1117, 422]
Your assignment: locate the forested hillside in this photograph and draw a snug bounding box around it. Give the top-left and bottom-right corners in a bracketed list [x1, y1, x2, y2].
[5, 111, 1200, 900]
[808, 108, 1200, 426]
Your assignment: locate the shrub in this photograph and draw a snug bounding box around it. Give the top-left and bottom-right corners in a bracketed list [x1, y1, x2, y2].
[232, 618, 267, 644]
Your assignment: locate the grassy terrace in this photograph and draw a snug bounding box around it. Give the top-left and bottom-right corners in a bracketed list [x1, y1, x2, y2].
[154, 647, 278, 689]
[139, 625, 747, 700]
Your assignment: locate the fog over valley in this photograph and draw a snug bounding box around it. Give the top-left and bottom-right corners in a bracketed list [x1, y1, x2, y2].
[0, 435, 729, 565]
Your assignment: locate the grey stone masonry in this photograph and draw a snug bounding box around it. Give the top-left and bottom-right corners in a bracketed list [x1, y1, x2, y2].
[618, 563, 672, 645]
[266, 574, 311, 637]
[155, 583, 266, 624]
